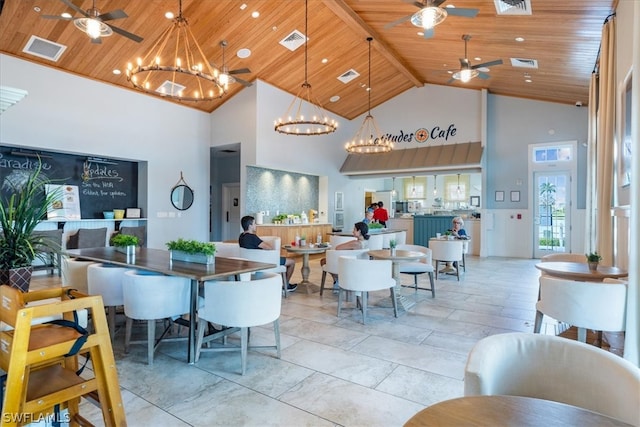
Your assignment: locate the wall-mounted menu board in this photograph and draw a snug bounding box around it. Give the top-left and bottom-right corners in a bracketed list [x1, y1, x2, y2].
[0, 146, 138, 219]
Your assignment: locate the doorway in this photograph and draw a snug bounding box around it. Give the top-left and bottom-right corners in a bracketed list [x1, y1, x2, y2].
[222, 183, 241, 241]
[533, 171, 571, 258]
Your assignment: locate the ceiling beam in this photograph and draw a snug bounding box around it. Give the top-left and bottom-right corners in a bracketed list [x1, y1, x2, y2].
[322, 0, 424, 88]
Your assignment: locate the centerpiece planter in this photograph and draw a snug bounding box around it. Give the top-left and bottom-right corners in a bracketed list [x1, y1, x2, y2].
[585, 251, 602, 271]
[166, 239, 216, 265]
[112, 234, 139, 263]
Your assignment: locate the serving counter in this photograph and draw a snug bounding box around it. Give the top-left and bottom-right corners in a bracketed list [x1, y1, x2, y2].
[256, 223, 333, 256]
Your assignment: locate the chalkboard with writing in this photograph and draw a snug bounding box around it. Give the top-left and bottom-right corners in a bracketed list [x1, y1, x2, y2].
[0, 146, 138, 219]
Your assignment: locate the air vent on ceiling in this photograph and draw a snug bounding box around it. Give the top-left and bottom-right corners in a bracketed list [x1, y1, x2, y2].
[494, 0, 532, 15]
[279, 30, 307, 51]
[0, 86, 28, 114]
[22, 35, 67, 62]
[156, 81, 187, 96]
[337, 69, 360, 84]
[510, 58, 538, 69]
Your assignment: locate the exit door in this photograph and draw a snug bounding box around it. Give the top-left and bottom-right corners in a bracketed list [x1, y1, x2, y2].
[222, 183, 240, 241]
[533, 171, 571, 258]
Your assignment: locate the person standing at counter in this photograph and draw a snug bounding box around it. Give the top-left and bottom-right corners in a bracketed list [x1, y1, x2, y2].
[362, 208, 374, 224]
[373, 201, 389, 227]
[239, 215, 297, 292]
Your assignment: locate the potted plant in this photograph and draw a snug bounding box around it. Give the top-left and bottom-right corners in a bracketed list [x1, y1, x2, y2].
[585, 252, 602, 271]
[112, 233, 139, 260]
[300, 235, 307, 246]
[166, 238, 216, 265]
[389, 239, 397, 256]
[0, 162, 60, 292]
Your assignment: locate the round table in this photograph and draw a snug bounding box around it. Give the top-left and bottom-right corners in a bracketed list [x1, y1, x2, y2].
[535, 262, 628, 282]
[404, 395, 634, 426]
[283, 244, 328, 293]
[368, 249, 426, 312]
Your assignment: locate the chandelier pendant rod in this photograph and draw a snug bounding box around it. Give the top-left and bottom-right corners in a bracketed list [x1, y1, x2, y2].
[304, 0, 308, 86]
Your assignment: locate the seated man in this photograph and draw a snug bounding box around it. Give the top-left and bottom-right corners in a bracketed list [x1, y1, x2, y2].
[239, 215, 297, 292]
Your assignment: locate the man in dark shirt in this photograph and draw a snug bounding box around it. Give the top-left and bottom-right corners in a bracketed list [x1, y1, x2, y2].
[239, 215, 297, 291]
[372, 201, 389, 227]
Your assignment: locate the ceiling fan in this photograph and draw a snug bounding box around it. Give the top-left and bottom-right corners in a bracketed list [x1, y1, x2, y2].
[42, 0, 143, 44]
[219, 40, 253, 88]
[447, 35, 503, 83]
[385, 0, 479, 39]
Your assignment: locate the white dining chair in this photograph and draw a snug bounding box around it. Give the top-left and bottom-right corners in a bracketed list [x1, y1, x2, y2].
[395, 230, 407, 245]
[87, 263, 133, 339]
[396, 244, 435, 297]
[533, 276, 627, 344]
[212, 241, 241, 258]
[239, 236, 288, 297]
[61, 257, 96, 294]
[122, 270, 192, 365]
[429, 239, 463, 281]
[382, 232, 396, 249]
[337, 257, 397, 324]
[320, 249, 369, 295]
[330, 235, 356, 248]
[196, 272, 282, 375]
[464, 332, 640, 426]
[367, 234, 383, 250]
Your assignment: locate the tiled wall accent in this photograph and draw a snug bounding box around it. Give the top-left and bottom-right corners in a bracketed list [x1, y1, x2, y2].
[246, 166, 318, 220]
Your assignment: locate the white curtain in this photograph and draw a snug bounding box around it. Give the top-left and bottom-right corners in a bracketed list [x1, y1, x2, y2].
[585, 73, 598, 253]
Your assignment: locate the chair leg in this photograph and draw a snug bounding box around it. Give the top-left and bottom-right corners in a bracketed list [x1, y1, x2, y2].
[147, 319, 156, 365]
[273, 319, 281, 358]
[413, 274, 418, 292]
[240, 327, 249, 375]
[195, 319, 207, 362]
[361, 292, 368, 324]
[281, 273, 288, 299]
[124, 317, 133, 353]
[434, 261, 439, 280]
[107, 306, 116, 342]
[337, 288, 343, 317]
[456, 265, 460, 281]
[428, 272, 435, 298]
[390, 287, 398, 318]
[533, 310, 543, 333]
[320, 271, 327, 295]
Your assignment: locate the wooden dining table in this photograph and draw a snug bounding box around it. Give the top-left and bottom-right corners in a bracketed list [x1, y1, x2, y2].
[403, 395, 634, 426]
[282, 244, 328, 293]
[66, 247, 276, 364]
[368, 249, 426, 312]
[535, 261, 628, 282]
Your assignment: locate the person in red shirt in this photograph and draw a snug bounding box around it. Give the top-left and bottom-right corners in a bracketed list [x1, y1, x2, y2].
[372, 201, 389, 227]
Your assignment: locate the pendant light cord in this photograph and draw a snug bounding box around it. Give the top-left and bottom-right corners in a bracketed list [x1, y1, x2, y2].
[304, 0, 308, 85]
[367, 37, 372, 116]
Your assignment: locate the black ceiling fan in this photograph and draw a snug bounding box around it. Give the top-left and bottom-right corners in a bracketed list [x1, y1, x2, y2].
[219, 40, 253, 87]
[447, 35, 503, 83]
[385, 0, 479, 40]
[42, 0, 143, 44]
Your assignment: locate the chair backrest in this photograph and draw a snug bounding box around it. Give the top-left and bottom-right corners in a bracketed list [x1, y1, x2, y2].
[61, 257, 96, 293]
[367, 234, 383, 250]
[31, 229, 63, 253]
[239, 241, 283, 275]
[260, 236, 281, 251]
[382, 232, 396, 249]
[67, 228, 107, 249]
[464, 332, 640, 425]
[117, 226, 146, 246]
[212, 242, 241, 258]
[122, 270, 191, 320]
[324, 249, 369, 274]
[87, 263, 132, 306]
[540, 253, 586, 263]
[200, 273, 282, 328]
[330, 235, 356, 248]
[429, 239, 463, 262]
[537, 276, 627, 332]
[396, 244, 432, 264]
[395, 230, 407, 245]
[338, 257, 394, 292]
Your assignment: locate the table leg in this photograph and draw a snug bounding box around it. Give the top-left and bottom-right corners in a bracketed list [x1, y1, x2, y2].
[299, 253, 315, 294]
[187, 279, 198, 364]
[392, 262, 415, 312]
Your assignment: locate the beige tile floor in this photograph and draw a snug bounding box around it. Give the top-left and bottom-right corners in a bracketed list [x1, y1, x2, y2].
[29, 256, 556, 426]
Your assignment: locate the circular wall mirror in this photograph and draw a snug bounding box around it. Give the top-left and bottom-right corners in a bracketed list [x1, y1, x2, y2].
[171, 184, 194, 210]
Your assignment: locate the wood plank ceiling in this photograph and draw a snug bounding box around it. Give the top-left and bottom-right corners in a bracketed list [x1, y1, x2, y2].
[0, 0, 616, 120]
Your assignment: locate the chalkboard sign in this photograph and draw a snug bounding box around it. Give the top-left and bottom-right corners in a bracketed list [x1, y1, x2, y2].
[0, 146, 138, 219]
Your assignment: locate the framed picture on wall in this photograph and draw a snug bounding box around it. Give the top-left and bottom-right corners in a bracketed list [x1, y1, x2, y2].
[495, 191, 505, 202]
[335, 192, 344, 211]
[510, 191, 520, 202]
[334, 212, 344, 229]
[470, 196, 480, 207]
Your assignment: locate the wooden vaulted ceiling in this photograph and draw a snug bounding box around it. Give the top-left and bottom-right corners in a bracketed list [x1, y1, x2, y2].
[0, 0, 616, 120]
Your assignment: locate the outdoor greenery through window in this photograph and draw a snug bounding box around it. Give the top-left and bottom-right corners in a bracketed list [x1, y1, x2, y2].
[538, 176, 567, 248]
[533, 146, 572, 163]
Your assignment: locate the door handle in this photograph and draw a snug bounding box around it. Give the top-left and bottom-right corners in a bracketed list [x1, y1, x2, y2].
[226, 211, 229, 222]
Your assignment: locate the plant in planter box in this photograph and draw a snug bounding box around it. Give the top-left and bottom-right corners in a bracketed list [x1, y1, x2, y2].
[0, 161, 61, 292]
[112, 234, 139, 248]
[166, 239, 216, 264]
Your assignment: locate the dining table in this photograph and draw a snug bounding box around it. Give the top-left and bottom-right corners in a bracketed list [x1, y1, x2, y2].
[368, 249, 426, 312]
[535, 261, 628, 282]
[282, 244, 329, 293]
[66, 247, 276, 364]
[403, 395, 634, 426]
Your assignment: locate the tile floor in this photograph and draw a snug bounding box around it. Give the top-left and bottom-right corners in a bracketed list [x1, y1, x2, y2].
[31, 256, 551, 426]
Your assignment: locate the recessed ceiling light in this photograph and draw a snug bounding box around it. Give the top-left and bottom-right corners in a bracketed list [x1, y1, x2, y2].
[240, 4, 248, 10]
[33, 6, 41, 13]
[329, 95, 340, 102]
[515, 37, 525, 42]
[237, 48, 251, 59]
[165, 11, 174, 19]
[525, 79, 532, 83]
[417, 31, 424, 37]
[112, 69, 121, 75]
[474, 57, 481, 61]
[61, 12, 72, 19]
[251, 11, 260, 18]
[321, 58, 328, 64]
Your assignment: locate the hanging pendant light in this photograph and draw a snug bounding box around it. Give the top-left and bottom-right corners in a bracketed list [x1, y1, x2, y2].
[274, 0, 337, 136]
[345, 37, 393, 154]
[391, 177, 397, 197]
[456, 174, 461, 195]
[433, 175, 437, 196]
[412, 176, 416, 197]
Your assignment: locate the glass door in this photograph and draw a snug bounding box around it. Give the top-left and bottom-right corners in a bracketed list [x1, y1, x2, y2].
[533, 171, 571, 258]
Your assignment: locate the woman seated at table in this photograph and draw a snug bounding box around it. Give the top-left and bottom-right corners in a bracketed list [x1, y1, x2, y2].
[322, 222, 370, 292]
[441, 216, 467, 274]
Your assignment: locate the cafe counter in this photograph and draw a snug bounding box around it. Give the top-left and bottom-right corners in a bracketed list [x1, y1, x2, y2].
[256, 223, 333, 256]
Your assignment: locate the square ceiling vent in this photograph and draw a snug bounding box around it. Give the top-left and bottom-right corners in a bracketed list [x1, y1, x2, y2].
[156, 81, 187, 96]
[494, 0, 532, 15]
[22, 35, 67, 62]
[337, 69, 360, 84]
[279, 30, 307, 51]
[510, 58, 538, 69]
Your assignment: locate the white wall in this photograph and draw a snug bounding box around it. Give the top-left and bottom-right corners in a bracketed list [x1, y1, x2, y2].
[0, 54, 211, 248]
